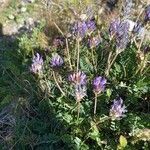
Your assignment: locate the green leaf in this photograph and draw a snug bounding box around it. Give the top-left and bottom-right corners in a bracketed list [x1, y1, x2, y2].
[119, 135, 127, 148]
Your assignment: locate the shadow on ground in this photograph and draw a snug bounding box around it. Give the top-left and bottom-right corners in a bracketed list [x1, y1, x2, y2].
[0, 22, 73, 150]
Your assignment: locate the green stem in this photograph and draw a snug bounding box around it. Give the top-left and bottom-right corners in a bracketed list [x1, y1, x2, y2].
[77, 101, 80, 120]
[94, 93, 98, 115]
[77, 38, 80, 72]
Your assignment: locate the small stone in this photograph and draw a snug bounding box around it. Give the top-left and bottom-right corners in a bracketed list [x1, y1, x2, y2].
[3, 22, 18, 35]
[20, 7, 27, 12]
[8, 15, 15, 20]
[26, 18, 34, 26]
[22, 0, 35, 3]
[28, 0, 35, 3]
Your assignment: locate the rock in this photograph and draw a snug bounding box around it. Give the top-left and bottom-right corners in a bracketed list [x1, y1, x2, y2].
[25, 17, 34, 26]
[29, 0, 35, 3]
[8, 14, 15, 20]
[20, 7, 27, 12]
[22, 0, 35, 3]
[3, 22, 18, 35]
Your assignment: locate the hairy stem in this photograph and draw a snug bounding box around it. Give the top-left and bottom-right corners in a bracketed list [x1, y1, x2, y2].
[65, 38, 73, 70]
[52, 71, 65, 96]
[77, 101, 81, 120]
[94, 93, 98, 115]
[91, 48, 97, 73]
[105, 52, 118, 77]
[77, 38, 80, 72]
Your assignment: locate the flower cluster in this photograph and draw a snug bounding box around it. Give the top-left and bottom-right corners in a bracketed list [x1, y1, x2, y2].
[109, 19, 120, 36]
[109, 97, 127, 120]
[30, 53, 43, 74]
[68, 71, 87, 86]
[72, 19, 96, 38]
[69, 71, 87, 101]
[75, 84, 87, 102]
[109, 19, 130, 50]
[88, 35, 101, 48]
[133, 22, 145, 38]
[51, 54, 64, 68]
[93, 76, 107, 94]
[30, 52, 127, 120]
[30, 53, 64, 75]
[53, 37, 65, 48]
[145, 5, 150, 21]
[123, 0, 133, 18]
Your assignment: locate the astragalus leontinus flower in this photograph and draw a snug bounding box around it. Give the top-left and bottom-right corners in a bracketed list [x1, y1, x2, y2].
[109, 19, 120, 36]
[75, 84, 87, 102]
[51, 54, 64, 68]
[116, 21, 129, 50]
[30, 53, 43, 74]
[93, 76, 107, 114]
[145, 5, 150, 22]
[68, 71, 87, 86]
[72, 21, 88, 38]
[132, 22, 145, 38]
[74, 84, 87, 119]
[71, 19, 96, 39]
[109, 98, 127, 120]
[123, 0, 133, 18]
[93, 76, 107, 94]
[109, 19, 130, 51]
[88, 35, 101, 48]
[69, 71, 87, 119]
[86, 19, 96, 34]
[133, 22, 143, 34]
[53, 37, 65, 48]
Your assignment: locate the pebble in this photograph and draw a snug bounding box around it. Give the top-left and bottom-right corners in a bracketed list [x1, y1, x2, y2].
[8, 15, 15, 20]
[20, 7, 27, 12]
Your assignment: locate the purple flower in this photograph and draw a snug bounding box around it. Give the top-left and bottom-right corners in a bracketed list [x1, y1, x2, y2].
[88, 35, 101, 48]
[75, 84, 86, 102]
[109, 19, 130, 50]
[53, 37, 65, 48]
[72, 21, 88, 38]
[71, 19, 96, 38]
[117, 21, 129, 36]
[30, 53, 43, 74]
[145, 5, 150, 21]
[93, 76, 107, 94]
[123, 0, 133, 18]
[132, 22, 145, 38]
[116, 32, 129, 50]
[109, 98, 127, 120]
[86, 19, 96, 33]
[51, 54, 64, 67]
[143, 45, 150, 54]
[109, 19, 120, 36]
[68, 71, 86, 85]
